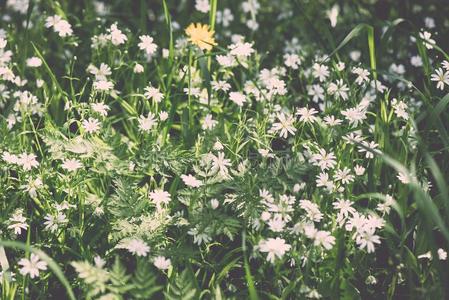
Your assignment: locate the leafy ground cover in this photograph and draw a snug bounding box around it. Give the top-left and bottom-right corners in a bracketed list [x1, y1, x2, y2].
[1, 0, 449, 299]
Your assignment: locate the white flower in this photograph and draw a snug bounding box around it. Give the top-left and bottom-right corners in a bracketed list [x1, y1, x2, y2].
[216, 8, 234, 27]
[55, 201, 76, 211]
[138, 113, 157, 132]
[24, 176, 43, 198]
[267, 216, 286, 232]
[228, 42, 254, 57]
[91, 256, 106, 269]
[327, 79, 349, 100]
[308, 84, 325, 102]
[311, 149, 336, 170]
[355, 227, 381, 253]
[299, 199, 323, 222]
[88, 63, 112, 81]
[195, 0, 210, 13]
[2, 151, 19, 164]
[358, 141, 380, 159]
[187, 227, 212, 245]
[352, 67, 370, 85]
[313, 230, 335, 250]
[134, 63, 144, 73]
[418, 251, 432, 260]
[419, 31, 435, 49]
[341, 107, 366, 127]
[376, 195, 394, 215]
[54, 19, 73, 37]
[323, 115, 342, 126]
[26, 57, 42, 67]
[216, 54, 236, 67]
[108, 23, 127, 46]
[284, 53, 301, 69]
[397, 172, 411, 184]
[307, 290, 322, 299]
[0, 37, 7, 49]
[159, 111, 169, 121]
[391, 98, 409, 120]
[350, 50, 361, 61]
[438, 248, 447, 260]
[246, 19, 259, 31]
[181, 174, 203, 187]
[242, 0, 260, 14]
[334, 167, 354, 184]
[149, 189, 171, 207]
[354, 165, 365, 176]
[18, 254, 47, 279]
[62, 158, 82, 172]
[212, 80, 231, 92]
[124, 239, 150, 257]
[315, 172, 334, 191]
[442, 60, 449, 71]
[154, 256, 171, 270]
[144, 86, 164, 103]
[17, 153, 39, 170]
[46, 15, 73, 37]
[229, 91, 246, 106]
[410, 55, 423, 67]
[211, 152, 232, 177]
[8, 211, 28, 235]
[91, 102, 110, 116]
[202, 114, 217, 130]
[370, 80, 387, 93]
[326, 4, 339, 27]
[333, 199, 356, 218]
[424, 17, 435, 29]
[430, 68, 449, 90]
[296, 107, 318, 123]
[271, 112, 296, 138]
[336, 62, 345, 71]
[365, 275, 377, 285]
[210, 198, 219, 209]
[213, 140, 224, 151]
[82, 118, 101, 134]
[261, 211, 271, 222]
[312, 63, 329, 82]
[44, 212, 68, 233]
[162, 48, 170, 58]
[258, 148, 274, 158]
[93, 80, 114, 91]
[138, 35, 158, 56]
[258, 237, 291, 263]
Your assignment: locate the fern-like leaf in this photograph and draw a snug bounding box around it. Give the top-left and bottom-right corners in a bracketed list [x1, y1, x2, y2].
[130, 259, 163, 299]
[164, 269, 198, 300]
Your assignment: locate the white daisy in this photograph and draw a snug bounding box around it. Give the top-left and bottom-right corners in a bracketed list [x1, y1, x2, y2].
[18, 254, 47, 279]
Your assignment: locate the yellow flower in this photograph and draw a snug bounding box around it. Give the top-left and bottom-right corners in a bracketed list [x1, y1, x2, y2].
[185, 23, 216, 51]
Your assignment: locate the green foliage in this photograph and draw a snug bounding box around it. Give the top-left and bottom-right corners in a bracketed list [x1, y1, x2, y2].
[130, 259, 163, 299]
[1, 0, 449, 299]
[108, 177, 144, 218]
[165, 269, 199, 300]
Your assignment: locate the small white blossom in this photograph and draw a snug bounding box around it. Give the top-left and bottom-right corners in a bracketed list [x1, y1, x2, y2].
[258, 237, 291, 263]
[18, 254, 47, 279]
[154, 256, 172, 270]
[138, 35, 158, 56]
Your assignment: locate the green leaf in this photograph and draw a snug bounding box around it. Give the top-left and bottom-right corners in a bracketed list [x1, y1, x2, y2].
[131, 259, 162, 299]
[164, 269, 198, 300]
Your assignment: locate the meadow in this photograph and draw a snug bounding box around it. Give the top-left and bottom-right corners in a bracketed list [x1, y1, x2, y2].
[1, 0, 449, 299]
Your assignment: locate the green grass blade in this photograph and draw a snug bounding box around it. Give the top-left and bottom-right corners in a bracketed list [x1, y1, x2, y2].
[162, 0, 174, 62]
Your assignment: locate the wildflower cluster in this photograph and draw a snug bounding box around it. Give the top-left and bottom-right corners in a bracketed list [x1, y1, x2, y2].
[0, 0, 448, 299]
